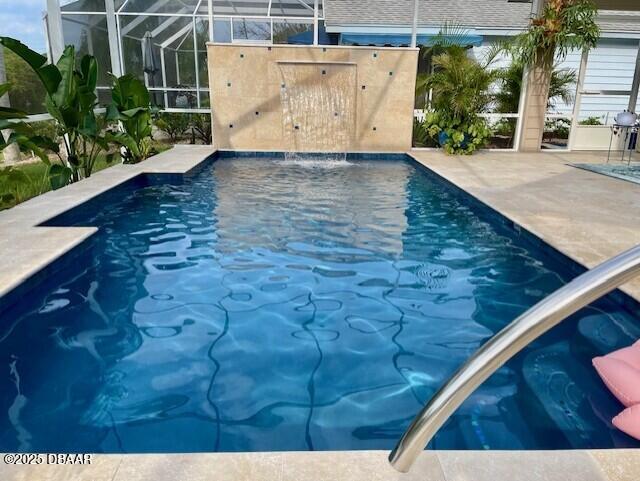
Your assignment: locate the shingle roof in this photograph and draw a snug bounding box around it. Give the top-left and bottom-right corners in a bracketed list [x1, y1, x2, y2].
[323, 0, 640, 34]
[323, 0, 533, 29]
[597, 10, 640, 32]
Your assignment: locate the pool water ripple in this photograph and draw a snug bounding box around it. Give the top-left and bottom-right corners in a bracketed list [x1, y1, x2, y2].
[0, 157, 638, 453]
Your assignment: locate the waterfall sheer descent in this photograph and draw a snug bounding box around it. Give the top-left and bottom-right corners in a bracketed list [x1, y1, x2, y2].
[279, 62, 356, 162]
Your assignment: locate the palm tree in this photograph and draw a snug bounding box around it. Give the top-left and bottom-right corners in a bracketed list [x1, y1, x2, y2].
[418, 46, 498, 154]
[512, 0, 599, 149]
[495, 61, 577, 114]
[423, 45, 500, 118]
[0, 47, 21, 163]
[415, 23, 480, 107]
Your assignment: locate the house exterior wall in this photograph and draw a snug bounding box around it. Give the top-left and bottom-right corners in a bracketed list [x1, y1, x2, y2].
[472, 37, 640, 151]
[207, 44, 419, 152]
[472, 37, 640, 122]
[555, 39, 640, 121]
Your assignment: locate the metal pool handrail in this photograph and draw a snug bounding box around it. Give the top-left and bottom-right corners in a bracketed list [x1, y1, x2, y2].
[389, 244, 640, 473]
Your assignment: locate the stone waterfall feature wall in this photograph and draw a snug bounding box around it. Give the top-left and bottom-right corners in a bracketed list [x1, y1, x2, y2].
[207, 44, 418, 152]
[278, 62, 356, 154]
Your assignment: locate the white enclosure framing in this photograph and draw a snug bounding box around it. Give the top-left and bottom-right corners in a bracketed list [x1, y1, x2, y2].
[38, 1, 640, 151]
[46, 0, 326, 111]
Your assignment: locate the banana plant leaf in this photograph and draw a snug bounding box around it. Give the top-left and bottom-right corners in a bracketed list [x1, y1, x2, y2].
[105, 103, 120, 122]
[0, 119, 27, 131]
[77, 56, 98, 113]
[0, 107, 28, 120]
[7, 133, 51, 163]
[0, 83, 13, 99]
[0, 37, 62, 96]
[5, 166, 31, 185]
[48, 164, 72, 190]
[0, 84, 28, 120]
[111, 74, 150, 110]
[121, 107, 148, 119]
[30, 135, 60, 154]
[106, 131, 140, 157]
[52, 47, 77, 109]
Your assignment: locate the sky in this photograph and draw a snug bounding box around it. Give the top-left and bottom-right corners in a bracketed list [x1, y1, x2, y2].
[0, 0, 47, 53]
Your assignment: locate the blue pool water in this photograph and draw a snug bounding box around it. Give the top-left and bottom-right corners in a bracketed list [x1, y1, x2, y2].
[0, 155, 639, 453]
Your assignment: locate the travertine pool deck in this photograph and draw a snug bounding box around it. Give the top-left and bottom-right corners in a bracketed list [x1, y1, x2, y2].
[410, 149, 640, 303]
[0, 146, 639, 479]
[0, 145, 216, 301]
[1, 450, 638, 481]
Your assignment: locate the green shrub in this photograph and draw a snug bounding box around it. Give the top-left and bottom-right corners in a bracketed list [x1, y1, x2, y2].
[155, 112, 191, 142]
[493, 119, 514, 137]
[579, 116, 603, 126]
[190, 114, 211, 145]
[424, 111, 492, 155]
[544, 118, 571, 139]
[3, 46, 47, 114]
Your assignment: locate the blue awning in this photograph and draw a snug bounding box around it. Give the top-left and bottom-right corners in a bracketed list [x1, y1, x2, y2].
[288, 26, 334, 45]
[339, 33, 483, 47]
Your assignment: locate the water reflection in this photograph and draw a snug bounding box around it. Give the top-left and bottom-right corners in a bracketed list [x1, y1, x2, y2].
[0, 157, 638, 453]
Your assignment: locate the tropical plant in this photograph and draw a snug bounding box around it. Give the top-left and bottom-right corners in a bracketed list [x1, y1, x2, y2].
[0, 37, 112, 183]
[412, 117, 431, 148]
[1, 83, 61, 159]
[0, 82, 71, 201]
[1, 46, 25, 163]
[0, 83, 51, 159]
[513, 0, 600, 70]
[420, 46, 499, 154]
[155, 112, 190, 142]
[107, 74, 155, 164]
[0, 164, 65, 207]
[190, 113, 212, 145]
[3, 47, 47, 114]
[415, 23, 477, 104]
[495, 61, 577, 114]
[424, 111, 492, 155]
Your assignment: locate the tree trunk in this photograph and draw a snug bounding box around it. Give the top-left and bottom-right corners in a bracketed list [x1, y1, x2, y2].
[0, 47, 22, 163]
[517, 58, 553, 152]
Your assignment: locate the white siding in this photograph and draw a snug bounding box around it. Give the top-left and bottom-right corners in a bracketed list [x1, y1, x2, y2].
[473, 38, 640, 123]
[558, 39, 639, 123]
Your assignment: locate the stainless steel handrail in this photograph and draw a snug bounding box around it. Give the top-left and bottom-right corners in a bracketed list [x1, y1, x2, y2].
[389, 244, 640, 473]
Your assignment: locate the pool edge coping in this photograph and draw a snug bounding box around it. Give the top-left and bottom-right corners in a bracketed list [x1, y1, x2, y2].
[1, 449, 637, 481]
[406, 151, 640, 312]
[0, 149, 637, 473]
[0, 145, 217, 312]
[1, 147, 638, 314]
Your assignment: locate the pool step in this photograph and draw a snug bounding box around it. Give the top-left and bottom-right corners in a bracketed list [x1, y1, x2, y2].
[522, 342, 637, 448]
[575, 310, 640, 355]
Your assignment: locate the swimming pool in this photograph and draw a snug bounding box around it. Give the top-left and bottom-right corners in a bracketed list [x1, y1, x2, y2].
[0, 154, 638, 453]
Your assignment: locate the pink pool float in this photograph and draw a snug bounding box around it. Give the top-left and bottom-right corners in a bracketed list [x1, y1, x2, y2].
[593, 340, 640, 440]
